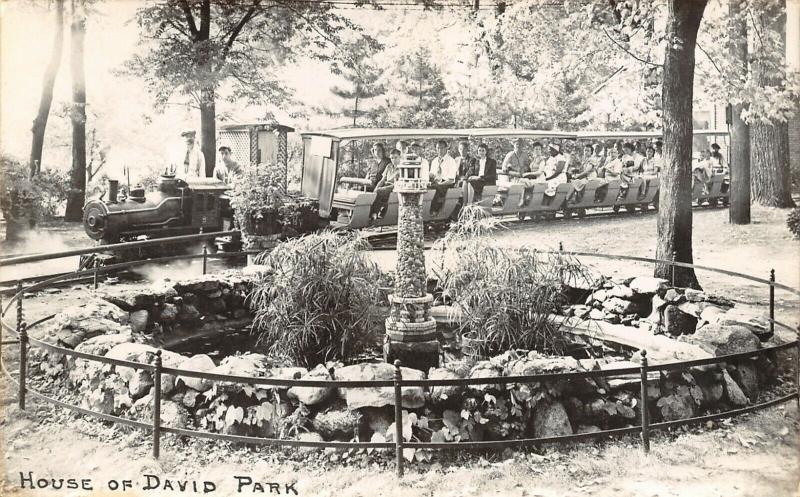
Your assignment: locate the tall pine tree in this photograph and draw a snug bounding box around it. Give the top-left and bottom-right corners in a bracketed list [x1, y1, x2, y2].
[386, 47, 454, 128]
[327, 38, 386, 127]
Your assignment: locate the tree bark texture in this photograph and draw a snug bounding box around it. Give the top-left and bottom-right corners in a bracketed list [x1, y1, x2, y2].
[200, 89, 215, 177]
[29, 0, 65, 178]
[654, 0, 707, 290]
[749, 1, 796, 208]
[728, 0, 751, 224]
[64, 0, 87, 222]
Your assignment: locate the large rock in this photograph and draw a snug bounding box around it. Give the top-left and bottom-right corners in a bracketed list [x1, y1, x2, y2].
[158, 303, 179, 323]
[128, 370, 154, 399]
[129, 310, 149, 333]
[663, 305, 698, 336]
[467, 361, 504, 394]
[505, 353, 579, 376]
[656, 386, 696, 421]
[602, 297, 635, 315]
[360, 406, 394, 438]
[311, 407, 360, 440]
[663, 289, 683, 304]
[288, 364, 333, 406]
[691, 323, 760, 356]
[177, 304, 201, 323]
[178, 354, 217, 392]
[608, 285, 634, 299]
[531, 401, 573, 437]
[61, 297, 130, 324]
[336, 363, 425, 409]
[428, 367, 465, 403]
[74, 333, 134, 356]
[730, 363, 759, 400]
[100, 288, 157, 312]
[722, 370, 749, 406]
[628, 277, 668, 296]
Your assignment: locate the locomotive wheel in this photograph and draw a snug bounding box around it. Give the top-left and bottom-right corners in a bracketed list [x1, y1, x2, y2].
[612, 205, 621, 213]
[722, 197, 729, 206]
[577, 208, 586, 218]
[706, 197, 718, 208]
[563, 208, 573, 219]
[625, 204, 637, 214]
[639, 203, 649, 212]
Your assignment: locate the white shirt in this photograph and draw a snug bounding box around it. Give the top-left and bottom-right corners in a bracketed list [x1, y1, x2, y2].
[170, 145, 205, 179]
[430, 154, 458, 182]
[478, 158, 487, 177]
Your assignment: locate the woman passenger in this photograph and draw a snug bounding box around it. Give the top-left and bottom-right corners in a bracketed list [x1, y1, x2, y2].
[370, 148, 401, 220]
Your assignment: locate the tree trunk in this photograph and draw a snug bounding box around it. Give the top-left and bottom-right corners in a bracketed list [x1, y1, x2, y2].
[654, 0, 707, 290]
[728, 0, 750, 224]
[29, 0, 65, 178]
[64, 0, 86, 222]
[200, 88, 215, 177]
[750, 1, 796, 208]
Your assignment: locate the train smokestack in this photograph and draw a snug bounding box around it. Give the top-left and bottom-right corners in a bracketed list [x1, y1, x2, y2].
[108, 179, 119, 203]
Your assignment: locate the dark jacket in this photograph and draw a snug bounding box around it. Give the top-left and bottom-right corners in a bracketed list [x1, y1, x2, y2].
[474, 158, 497, 186]
[457, 156, 478, 184]
[366, 157, 391, 191]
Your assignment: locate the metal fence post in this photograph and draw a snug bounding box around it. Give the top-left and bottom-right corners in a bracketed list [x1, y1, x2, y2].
[795, 341, 800, 410]
[202, 246, 208, 275]
[639, 350, 649, 453]
[393, 360, 404, 478]
[94, 258, 101, 290]
[153, 350, 162, 459]
[671, 251, 676, 287]
[559, 241, 564, 252]
[16, 281, 23, 333]
[769, 269, 775, 336]
[19, 322, 28, 410]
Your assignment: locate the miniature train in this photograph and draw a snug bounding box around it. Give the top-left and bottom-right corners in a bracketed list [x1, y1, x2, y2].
[82, 175, 231, 244]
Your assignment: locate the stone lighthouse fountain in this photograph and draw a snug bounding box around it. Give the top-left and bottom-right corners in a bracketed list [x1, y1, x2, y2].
[383, 153, 440, 371]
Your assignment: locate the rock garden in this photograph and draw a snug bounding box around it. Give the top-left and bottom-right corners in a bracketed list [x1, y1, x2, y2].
[20, 218, 789, 464]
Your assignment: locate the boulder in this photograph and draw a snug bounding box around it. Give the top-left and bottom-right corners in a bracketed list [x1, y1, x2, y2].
[730, 362, 759, 400]
[158, 303, 179, 323]
[214, 353, 270, 377]
[311, 407, 360, 440]
[608, 285, 634, 299]
[656, 386, 696, 421]
[83, 388, 115, 415]
[692, 372, 724, 406]
[691, 323, 760, 356]
[174, 277, 220, 294]
[128, 370, 154, 399]
[467, 361, 504, 394]
[268, 367, 308, 390]
[177, 304, 201, 323]
[602, 297, 635, 315]
[628, 277, 668, 296]
[589, 308, 605, 320]
[177, 354, 217, 392]
[130, 310, 149, 333]
[722, 370, 749, 406]
[506, 353, 579, 376]
[577, 425, 601, 434]
[699, 305, 726, 326]
[74, 333, 134, 356]
[590, 289, 608, 304]
[663, 305, 698, 336]
[663, 289, 683, 304]
[677, 302, 702, 319]
[684, 289, 705, 302]
[531, 401, 573, 438]
[428, 367, 465, 403]
[288, 364, 333, 406]
[336, 363, 425, 409]
[296, 431, 324, 452]
[100, 288, 156, 312]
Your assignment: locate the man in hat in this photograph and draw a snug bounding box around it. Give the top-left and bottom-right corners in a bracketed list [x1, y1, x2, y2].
[173, 129, 205, 179]
[213, 144, 243, 184]
[709, 143, 727, 175]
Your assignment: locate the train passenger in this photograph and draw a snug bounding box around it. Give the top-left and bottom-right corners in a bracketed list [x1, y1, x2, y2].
[410, 142, 430, 179]
[692, 149, 713, 195]
[465, 143, 497, 202]
[171, 129, 205, 179]
[499, 138, 529, 183]
[654, 139, 663, 159]
[542, 143, 568, 197]
[396, 140, 410, 154]
[429, 140, 458, 212]
[529, 141, 546, 176]
[213, 145, 243, 184]
[370, 148, 401, 220]
[642, 146, 661, 176]
[456, 140, 477, 186]
[365, 143, 391, 192]
[709, 143, 727, 175]
[569, 144, 599, 201]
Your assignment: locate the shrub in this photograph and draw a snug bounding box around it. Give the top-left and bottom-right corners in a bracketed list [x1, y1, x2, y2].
[248, 232, 384, 367]
[432, 205, 589, 355]
[788, 208, 800, 239]
[0, 156, 70, 225]
[229, 162, 286, 236]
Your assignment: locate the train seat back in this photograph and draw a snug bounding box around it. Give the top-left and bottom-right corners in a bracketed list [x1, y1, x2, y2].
[331, 190, 377, 228]
[493, 184, 525, 215]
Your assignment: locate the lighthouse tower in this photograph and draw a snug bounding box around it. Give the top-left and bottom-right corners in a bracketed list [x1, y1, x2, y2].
[383, 153, 440, 371]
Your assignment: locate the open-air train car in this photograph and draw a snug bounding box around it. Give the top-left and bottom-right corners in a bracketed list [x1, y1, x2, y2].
[299, 128, 730, 229]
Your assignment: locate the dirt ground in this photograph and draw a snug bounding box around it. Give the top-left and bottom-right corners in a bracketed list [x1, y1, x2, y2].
[0, 204, 798, 496]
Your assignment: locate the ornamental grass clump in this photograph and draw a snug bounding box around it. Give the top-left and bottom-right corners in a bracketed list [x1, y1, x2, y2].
[433, 205, 589, 355]
[248, 232, 384, 367]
